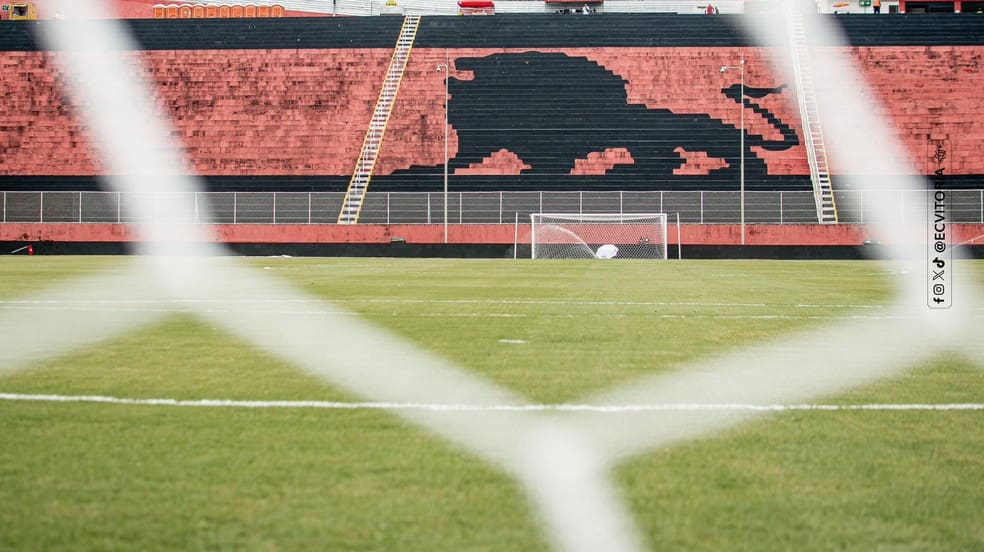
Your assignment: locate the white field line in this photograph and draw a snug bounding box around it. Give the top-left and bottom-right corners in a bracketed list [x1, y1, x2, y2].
[1, 393, 981, 412]
[0, 304, 912, 320]
[0, 298, 897, 309]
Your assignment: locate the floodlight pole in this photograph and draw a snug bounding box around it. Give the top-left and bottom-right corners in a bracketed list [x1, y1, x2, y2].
[721, 55, 745, 246]
[438, 53, 449, 244]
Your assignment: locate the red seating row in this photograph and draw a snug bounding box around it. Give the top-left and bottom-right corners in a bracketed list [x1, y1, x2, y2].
[0, 49, 390, 175]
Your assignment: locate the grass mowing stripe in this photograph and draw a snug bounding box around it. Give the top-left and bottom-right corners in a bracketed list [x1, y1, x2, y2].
[2, 393, 982, 412]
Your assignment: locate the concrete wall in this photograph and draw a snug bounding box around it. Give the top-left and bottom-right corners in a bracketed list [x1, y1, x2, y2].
[4, 221, 983, 246]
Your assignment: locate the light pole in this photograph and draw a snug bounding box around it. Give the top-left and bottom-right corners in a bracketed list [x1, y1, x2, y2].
[721, 55, 745, 246]
[437, 55, 449, 244]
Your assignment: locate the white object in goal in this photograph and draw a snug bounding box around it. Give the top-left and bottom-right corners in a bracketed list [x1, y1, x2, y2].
[530, 213, 668, 259]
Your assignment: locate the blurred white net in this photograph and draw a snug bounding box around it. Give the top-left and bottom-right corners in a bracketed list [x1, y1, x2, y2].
[1, 2, 981, 550]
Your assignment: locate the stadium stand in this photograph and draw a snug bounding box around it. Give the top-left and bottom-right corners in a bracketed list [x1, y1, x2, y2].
[0, 14, 981, 208]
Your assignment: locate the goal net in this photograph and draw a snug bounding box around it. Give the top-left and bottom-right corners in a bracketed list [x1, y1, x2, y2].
[530, 213, 668, 259]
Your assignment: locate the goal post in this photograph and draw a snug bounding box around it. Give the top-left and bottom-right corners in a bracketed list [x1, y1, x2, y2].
[530, 213, 669, 259]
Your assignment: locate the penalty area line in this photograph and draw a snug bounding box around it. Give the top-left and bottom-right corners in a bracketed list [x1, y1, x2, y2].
[0, 393, 982, 412]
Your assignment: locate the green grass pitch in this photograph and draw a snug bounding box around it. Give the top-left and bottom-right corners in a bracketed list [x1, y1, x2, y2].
[1, 256, 982, 550]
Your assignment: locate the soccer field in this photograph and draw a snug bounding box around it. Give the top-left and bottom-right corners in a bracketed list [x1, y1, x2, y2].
[1, 257, 982, 550]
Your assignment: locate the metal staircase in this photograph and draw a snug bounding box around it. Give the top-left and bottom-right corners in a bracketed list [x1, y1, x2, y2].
[337, 14, 421, 224]
[785, 6, 838, 224]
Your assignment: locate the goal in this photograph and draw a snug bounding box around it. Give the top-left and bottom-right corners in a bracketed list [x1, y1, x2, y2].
[529, 213, 668, 259]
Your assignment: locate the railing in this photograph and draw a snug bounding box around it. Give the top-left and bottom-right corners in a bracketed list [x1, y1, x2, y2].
[2, 190, 983, 225]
